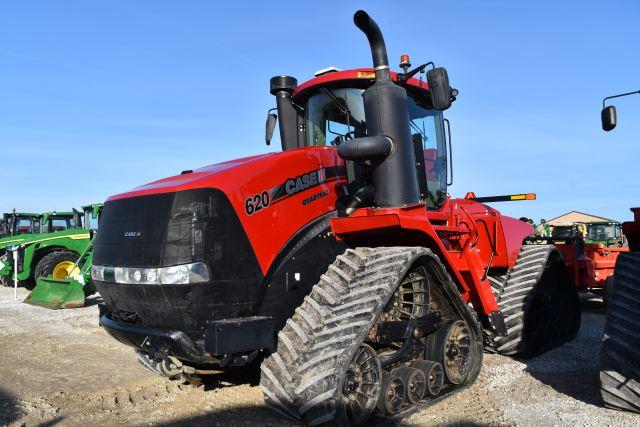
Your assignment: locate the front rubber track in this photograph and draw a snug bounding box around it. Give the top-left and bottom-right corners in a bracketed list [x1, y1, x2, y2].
[600, 252, 640, 413]
[259, 247, 481, 426]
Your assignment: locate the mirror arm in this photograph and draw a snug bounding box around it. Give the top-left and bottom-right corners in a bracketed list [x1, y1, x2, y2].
[602, 90, 640, 108]
[397, 62, 434, 83]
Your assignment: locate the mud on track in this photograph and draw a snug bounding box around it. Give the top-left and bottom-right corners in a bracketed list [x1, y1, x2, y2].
[0, 288, 638, 426]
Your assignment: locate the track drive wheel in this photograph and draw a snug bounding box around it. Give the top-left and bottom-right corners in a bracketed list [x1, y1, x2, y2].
[600, 253, 640, 413]
[486, 245, 581, 357]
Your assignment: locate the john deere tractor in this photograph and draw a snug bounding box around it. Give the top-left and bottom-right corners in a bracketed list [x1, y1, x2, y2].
[0, 206, 100, 289]
[25, 203, 102, 309]
[0, 211, 78, 280]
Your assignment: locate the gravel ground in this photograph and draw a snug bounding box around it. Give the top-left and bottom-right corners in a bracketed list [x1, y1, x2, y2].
[0, 287, 638, 426]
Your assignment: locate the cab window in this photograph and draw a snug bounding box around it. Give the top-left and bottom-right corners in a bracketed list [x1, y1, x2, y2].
[304, 86, 448, 209]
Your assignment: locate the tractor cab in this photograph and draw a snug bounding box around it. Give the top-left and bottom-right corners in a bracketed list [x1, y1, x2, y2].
[583, 221, 624, 246]
[551, 224, 578, 243]
[2, 212, 42, 236]
[40, 211, 78, 233]
[269, 67, 451, 210]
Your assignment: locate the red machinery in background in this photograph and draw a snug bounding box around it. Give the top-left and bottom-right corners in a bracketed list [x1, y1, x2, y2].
[549, 222, 628, 300]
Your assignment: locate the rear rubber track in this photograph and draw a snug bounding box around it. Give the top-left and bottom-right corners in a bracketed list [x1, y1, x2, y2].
[260, 246, 471, 425]
[600, 252, 640, 413]
[485, 244, 581, 357]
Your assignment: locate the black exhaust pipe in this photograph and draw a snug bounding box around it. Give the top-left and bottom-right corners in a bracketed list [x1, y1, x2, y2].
[338, 11, 420, 208]
[353, 10, 390, 81]
[270, 75, 299, 151]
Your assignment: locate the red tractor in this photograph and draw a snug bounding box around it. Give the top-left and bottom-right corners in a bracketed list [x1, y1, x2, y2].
[92, 11, 580, 424]
[599, 94, 640, 413]
[549, 221, 628, 303]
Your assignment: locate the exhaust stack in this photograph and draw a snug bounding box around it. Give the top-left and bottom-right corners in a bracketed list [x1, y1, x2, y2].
[338, 10, 420, 208]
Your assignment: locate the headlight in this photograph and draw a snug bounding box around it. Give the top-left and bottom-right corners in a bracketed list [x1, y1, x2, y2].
[91, 262, 210, 285]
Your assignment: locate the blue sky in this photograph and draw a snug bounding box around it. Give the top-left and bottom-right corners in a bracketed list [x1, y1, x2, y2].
[1, 1, 638, 222]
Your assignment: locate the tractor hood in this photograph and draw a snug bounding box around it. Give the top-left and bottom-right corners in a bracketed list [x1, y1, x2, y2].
[11, 229, 91, 248]
[0, 234, 35, 250]
[107, 154, 273, 202]
[98, 146, 346, 274]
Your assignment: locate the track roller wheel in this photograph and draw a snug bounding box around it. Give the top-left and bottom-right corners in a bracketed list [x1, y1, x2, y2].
[426, 320, 475, 384]
[486, 245, 581, 357]
[600, 253, 640, 413]
[376, 372, 405, 415]
[393, 366, 426, 404]
[412, 360, 444, 396]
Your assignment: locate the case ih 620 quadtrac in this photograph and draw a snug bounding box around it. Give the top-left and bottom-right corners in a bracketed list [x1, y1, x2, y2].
[93, 11, 580, 425]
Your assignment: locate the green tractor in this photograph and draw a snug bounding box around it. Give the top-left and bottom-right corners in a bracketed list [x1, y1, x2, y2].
[0, 206, 100, 290]
[0, 211, 78, 276]
[24, 204, 102, 309]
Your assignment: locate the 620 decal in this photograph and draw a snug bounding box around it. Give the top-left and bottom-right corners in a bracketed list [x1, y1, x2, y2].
[245, 191, 270, 215]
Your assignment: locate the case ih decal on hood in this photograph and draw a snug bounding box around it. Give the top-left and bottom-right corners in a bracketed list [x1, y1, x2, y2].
[245, 166, 345, 216]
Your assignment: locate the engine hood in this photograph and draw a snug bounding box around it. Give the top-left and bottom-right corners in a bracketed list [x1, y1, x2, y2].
[108, 153, 273, 201]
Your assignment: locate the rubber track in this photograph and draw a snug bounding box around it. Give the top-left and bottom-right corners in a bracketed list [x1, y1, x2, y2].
[486, 244, 578, 356]
[600, 252, 640, 413]
[260, 247, 436, 426]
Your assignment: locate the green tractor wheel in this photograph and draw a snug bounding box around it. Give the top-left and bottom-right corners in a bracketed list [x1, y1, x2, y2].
[34, 251, 79, 283]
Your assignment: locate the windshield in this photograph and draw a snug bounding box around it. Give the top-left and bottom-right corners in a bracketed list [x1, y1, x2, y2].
[552, 226, 574, 240]
[586, 223, 621, 241]
[304, 87, 447, 208]
[41, 217, 73, 233]
[306, 88, 366, 147]
[16, 217, 34, 234]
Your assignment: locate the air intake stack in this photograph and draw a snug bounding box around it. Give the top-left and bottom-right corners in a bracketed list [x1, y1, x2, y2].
[338, 10, 421, 208]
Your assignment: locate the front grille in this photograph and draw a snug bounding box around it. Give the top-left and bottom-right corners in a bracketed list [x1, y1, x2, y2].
[93, 188, 265, 330]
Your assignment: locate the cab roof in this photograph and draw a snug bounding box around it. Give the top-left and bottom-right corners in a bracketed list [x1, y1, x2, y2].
[293, 68, 430, 102]
[3, 212, 41, 218]
[42, 211, 75, 217]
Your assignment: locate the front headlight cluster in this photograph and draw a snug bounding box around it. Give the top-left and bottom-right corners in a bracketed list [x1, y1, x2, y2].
[91, 262, 210, 285]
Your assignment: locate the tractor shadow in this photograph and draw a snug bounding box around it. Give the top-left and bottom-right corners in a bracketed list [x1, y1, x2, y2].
[83, 294, 104, 307]
[520, 294, 606, 407]
[0, 385, 22, 425]
[159, 365, 492, 427]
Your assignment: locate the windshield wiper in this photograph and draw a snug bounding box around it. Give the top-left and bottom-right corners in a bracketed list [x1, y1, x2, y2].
[410, 120, 428, 143]
[320, 88, 350, 117]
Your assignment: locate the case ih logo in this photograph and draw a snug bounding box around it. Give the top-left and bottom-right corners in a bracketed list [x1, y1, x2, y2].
[285, 169, 326, 196]
[124, 231, 142, 238]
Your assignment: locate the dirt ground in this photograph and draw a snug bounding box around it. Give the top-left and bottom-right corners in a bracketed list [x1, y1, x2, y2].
[0, 287, 638, 427]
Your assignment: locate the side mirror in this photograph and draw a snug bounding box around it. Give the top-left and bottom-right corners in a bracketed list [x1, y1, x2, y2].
[601, 105, 617, 131]
[427, 67, 452, 110]
[265, 112, 277, 145]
